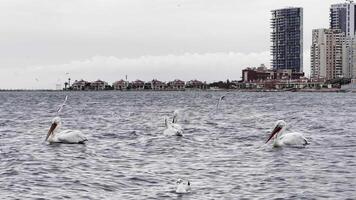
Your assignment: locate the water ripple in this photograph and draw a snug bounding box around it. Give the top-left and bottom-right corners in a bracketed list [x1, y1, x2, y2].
[0, 91, 355, 199]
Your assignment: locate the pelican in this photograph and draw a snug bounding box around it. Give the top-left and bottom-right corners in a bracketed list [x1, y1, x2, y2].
[265, 120, 308, 147]
[163, 111, 183, 136]
[176, 179, 190, 194]
[45, 117, 87, 144]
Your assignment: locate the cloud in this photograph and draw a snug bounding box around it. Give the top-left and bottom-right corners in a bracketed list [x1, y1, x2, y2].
[0, 51, 270, 89]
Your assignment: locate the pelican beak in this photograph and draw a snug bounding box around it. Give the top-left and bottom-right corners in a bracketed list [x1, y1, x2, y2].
[45, 122, 57, 141]
[265, 125, 282, 143]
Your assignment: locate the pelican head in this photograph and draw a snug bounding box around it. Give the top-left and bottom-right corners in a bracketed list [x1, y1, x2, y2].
[176, 179, 183, 184]
[45, 117, 61, 141]
[265, 120, 287, 143]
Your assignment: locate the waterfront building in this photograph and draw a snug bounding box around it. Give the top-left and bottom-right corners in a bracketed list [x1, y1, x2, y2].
[271, 7, 303, 72]
[113, 79, 128, 90]
[186, 80, 208, 89]
[131, 80, 145, 90]
[167, 79, 185, 90]
[91, 80, 109, 90]
[341, 78, 356, 91]
[71, 79, 90, 91]
[144, 82, 152, 90]
[311, 29, 345, 80]
[242, 67, 304, 83]
[239, 70, 323, 90]
[242, 68, 273, 82]
[151, 79, 166, 90]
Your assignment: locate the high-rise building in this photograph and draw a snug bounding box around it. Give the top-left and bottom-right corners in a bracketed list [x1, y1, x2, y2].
[330, 1, 356, 37]
[330, 1, 356, 79]
[271, 7, 303, 73]
[342, 37, 356, 78]
[311, 29, 345, 80]
[354, 54, 356, 78]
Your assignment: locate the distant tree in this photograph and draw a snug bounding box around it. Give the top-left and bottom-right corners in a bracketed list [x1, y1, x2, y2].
[326, 78, 351, 85]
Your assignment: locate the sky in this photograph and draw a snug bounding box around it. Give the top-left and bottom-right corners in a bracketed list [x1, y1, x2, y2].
[0, 0, 341, 89]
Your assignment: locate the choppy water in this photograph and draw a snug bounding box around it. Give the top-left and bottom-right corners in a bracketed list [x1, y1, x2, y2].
[0, 91, 355, 199]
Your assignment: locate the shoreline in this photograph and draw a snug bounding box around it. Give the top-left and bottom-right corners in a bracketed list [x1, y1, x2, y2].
[0, 89, 354, 93]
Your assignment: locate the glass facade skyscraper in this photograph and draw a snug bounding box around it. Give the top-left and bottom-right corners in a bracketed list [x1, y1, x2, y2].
[330, 2, 356, 37]
[271, 7, 303, 72]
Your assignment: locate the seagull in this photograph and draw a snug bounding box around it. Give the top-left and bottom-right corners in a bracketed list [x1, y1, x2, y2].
[176, 179, 191, 194]
[265, 120, 308, 147]
[163, 110, 183, 136]
[45, 116, 87, 144]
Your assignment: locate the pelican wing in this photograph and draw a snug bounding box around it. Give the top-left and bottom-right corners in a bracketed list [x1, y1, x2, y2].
[280, 132, 307, 146]
[171, 123, 182, 130]
[163, 124, 183, 136]
[57, 130, 87, 144]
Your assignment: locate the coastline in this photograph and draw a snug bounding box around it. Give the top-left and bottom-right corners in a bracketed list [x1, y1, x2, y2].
[0, 88, 354, 93]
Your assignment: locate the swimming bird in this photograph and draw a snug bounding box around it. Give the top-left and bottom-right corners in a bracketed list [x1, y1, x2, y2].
[163, 111, 183, 136]
[265, 120, 308, 147]
[176, 179, 190, 194]
[163, 118, 183, 136]
[45, 117, 87, 144]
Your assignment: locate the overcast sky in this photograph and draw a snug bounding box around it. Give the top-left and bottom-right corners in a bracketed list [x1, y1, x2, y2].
[0, 0, 341, 89]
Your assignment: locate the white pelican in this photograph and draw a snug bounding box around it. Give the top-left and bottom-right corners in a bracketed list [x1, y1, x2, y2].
[265, 120, 308, 147]
[176, 179, 190, 194]
[45, 117, 87, 144]
[163, 111, 183, 136]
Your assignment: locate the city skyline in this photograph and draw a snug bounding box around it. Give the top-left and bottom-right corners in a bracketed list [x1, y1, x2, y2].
[311, 1, 356, 80]
[0, 0, 343, 89]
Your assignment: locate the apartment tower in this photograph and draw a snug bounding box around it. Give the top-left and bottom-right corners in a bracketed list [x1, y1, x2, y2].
[330, 1, 356, 78]
[311, 29, 345, 80]
[330, 2, 356, 37]
[271, 7, 303, 72]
